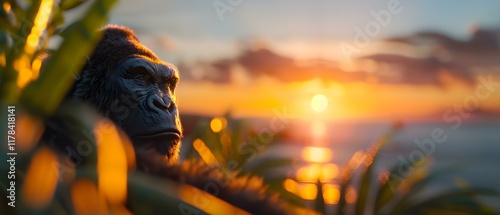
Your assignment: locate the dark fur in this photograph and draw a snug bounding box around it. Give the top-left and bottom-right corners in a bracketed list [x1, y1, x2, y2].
[69, 25, 160, 119]
[137, 151, 310, 215]
[42, 25, 314, 214]
[69, 25, 183, 160]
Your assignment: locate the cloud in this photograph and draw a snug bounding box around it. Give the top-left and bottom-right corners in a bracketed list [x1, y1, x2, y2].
[382, 28, 500, 68]
[385, 28, 500, 54]
[180, 47, 475, 87]
[359, 54, 474, 86]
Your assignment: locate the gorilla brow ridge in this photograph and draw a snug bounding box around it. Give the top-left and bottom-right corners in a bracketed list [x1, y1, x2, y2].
[70, 25, 159, 115]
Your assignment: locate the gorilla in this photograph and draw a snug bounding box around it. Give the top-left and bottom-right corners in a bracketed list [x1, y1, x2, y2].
[69, 25, 182, 163]
[40, 25, 311, 214]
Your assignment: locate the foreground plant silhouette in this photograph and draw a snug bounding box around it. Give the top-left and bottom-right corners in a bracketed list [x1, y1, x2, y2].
[1, 1, 498, 215]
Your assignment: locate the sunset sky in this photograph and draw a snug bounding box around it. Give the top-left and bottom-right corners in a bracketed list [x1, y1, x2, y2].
[109, 0, 500, 62]
[105, 1, 500, 120]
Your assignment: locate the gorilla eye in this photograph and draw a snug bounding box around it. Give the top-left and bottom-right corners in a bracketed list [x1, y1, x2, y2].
[137, 75, 146, 81]
[167, 78, 178, 90]
[126, 67, 151, 83]
[135, 74, 151, 85]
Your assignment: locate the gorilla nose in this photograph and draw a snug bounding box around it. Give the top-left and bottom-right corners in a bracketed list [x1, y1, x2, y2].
[148, 94, 175, 113]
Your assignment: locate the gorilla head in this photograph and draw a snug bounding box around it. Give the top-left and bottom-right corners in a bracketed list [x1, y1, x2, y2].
[42, 25, 307, 215]
[70, 25, 182, 162]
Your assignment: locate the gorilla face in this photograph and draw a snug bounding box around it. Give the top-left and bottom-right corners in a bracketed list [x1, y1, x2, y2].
[70, 25, 182, 162]
[114, 57, 181, 160]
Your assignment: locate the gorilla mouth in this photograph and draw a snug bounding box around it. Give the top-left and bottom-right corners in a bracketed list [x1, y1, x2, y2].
[134, 129, 181, 157]
[137, 129, 181, 138]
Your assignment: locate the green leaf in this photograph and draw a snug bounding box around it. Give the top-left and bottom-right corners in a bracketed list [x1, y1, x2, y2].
[336, 150, 363, 214]
[264, 179, 307, 207]
[20, 0, 117, 116]
[44, 101, 100, 167]
[128, 172, 251, 215]
[355, 165, 373, 215]
[0, 0, 45, 103]
[49, 5, 65, 29]
[388, 187, 499, 215]
[240, 158, 294, 176]
[378, 163, 468, 214]
[229, 119, 247, 162]
[354, 130, 397, 215]
[374, 157, 428, 212]
[60, 0, 88, 11]
[314, 180, 326, 214]
[200, 127, 226, 165]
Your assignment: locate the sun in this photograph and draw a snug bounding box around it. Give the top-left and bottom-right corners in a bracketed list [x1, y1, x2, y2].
[310, 94, 328, 112]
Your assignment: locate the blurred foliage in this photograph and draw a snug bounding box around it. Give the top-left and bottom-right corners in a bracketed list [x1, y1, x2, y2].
[182, 113, 294, 174]
[0, 1, 311, 214]
[0, 0, 498, 215]
[335, 126, 499, 215]
[0, 0, 251, 214]
[182, 113, 307, 207]
[185, 115, 500, 215]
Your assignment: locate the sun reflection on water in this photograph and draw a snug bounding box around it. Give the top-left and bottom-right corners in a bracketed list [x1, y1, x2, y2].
[282, 144, 354, 205]
[302, 146, 332, 163]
